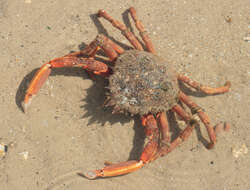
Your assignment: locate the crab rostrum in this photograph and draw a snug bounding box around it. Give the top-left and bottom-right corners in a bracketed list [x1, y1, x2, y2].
[22, 7, 231, 179]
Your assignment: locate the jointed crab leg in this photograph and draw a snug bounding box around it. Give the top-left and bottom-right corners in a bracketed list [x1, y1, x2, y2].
[76, 34, 124, 61]
[179, 91, 216, 149]
[98, 9, 144, 51]
[158, 123, 196, 157]
[154, 105, 196, 158]
[157, 112, 171, 144]
[129, 7, 156, 54]
[22, 57, 109, 112]
[172, 104, 192, 123]
[140, 114, 160, 162]
[178, 74, 231, 95]
[83, 114, 159, 179]
[93, 34, 124, 61]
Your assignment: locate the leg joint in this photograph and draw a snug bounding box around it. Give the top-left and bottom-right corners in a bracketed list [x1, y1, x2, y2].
[139, 30, 148, 37]
[95, 34, 106, 46]
[188, 118, 198, 126]
[191, 106, 203, 114]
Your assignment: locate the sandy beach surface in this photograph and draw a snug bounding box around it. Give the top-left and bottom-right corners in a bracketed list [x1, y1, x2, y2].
[0, 0, 249, 189]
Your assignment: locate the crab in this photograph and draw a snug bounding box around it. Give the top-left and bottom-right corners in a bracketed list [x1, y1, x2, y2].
[22, 7, 231, 179]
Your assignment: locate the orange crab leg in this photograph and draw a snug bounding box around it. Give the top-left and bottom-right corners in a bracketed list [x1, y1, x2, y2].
[147, 107, 196, 161]
[83, 114, 159, 179]
[140, 114, 160, 162]
[171, 104, 191, 123]
[179, 91, 217, 149]
[152, 105, 196, 158]
[129, 7, 156, 54]
[178, 74, 231, 95]
[22, 56, 109, 112]
[158, 123, 196, 157]
[157, 112, 171, 143]
[69, 34, 124, 61]
[94, 34, 124, 61]
[98, 9, 144, 51]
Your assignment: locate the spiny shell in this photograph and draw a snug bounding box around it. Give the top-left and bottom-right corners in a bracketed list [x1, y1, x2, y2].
[108, 50, 179, 115]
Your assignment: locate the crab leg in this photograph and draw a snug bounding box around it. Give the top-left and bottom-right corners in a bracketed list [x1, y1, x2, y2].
[152, 105, 196, 158]
[145, 112, 171, 162]
[172, 104, 192, 123]
[129, 7, 156, 54]
[83, 114, 159, 179]
[178, 74, 231, 95]
[179, 91, 216, 149]
[72, 34, 124, 61]
[22, 56, 109, 112]
[158, 123, 196, 157]
[157, 112, 171, 144]
[93, 34, 124, 61]
[98, 9, 144, 51]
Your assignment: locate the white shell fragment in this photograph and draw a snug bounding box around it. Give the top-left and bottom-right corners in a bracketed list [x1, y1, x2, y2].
[243, 36, 250, 42]
[0, 143, 8, 158]
[19, 151, 29, 160]
[232, 143, 248, 158]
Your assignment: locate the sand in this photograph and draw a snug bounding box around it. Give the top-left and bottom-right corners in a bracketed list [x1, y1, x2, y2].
[0, 0, 249, 189]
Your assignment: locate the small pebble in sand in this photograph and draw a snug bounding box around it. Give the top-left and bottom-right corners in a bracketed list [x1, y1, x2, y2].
[232, 143, 248, 158]
[224, 15, 232, 23]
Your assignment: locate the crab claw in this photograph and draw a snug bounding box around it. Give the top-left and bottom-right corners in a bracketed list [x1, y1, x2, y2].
[83, 160, 144, 179]
[22, 56, 110, 112]
[22, 63, 52, 112]
[80, 114, 159, 179]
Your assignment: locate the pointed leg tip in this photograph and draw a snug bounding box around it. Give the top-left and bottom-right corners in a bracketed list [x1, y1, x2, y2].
[21, 95, 33, 113]
[21, 101, 28, 113]
[207, 142, 215, 149]
[129, 7, 135, 11]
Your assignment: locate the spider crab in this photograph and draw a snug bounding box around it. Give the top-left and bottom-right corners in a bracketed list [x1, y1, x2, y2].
[22, 7, 231, 179]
